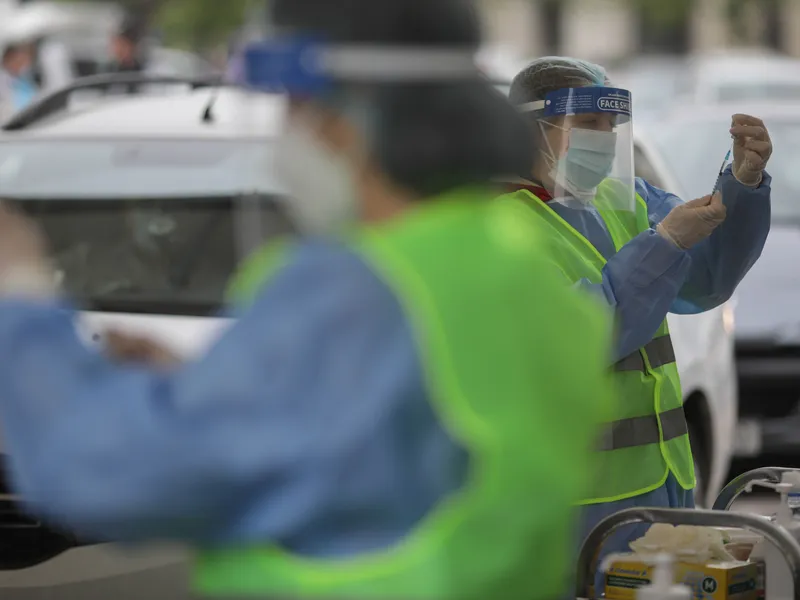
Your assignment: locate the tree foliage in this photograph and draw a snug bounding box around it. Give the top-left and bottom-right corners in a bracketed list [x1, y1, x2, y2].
[623, 0, 695, 25]
[55, 0, 257, 49]
[154, 0, 256, 48]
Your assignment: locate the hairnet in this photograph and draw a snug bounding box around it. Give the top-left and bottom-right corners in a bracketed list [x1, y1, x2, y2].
[508, 56, 610, 108]
[269, 0, 533, 198]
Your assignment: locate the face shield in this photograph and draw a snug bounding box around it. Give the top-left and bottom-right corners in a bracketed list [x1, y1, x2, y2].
[521, 86, 634, 214]
[226, 37, 478, 239]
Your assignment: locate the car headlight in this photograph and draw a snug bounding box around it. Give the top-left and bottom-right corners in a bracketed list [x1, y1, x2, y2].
[722, 302, 735, 335]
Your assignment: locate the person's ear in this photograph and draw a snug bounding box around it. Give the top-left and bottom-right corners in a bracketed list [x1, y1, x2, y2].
[543, 117, 568, 157]
[316, 109, 363, 158]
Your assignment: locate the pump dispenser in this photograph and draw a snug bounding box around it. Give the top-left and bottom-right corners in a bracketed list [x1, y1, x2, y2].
[783, 471, 800, 512]
[749, 475, 800, 600]
[636, 553, 691, 600]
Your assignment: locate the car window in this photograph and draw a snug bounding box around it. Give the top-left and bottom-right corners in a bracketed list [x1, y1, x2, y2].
[494, 83, 510, 97]
[615, 67, 683, 118]
[634, 143, 664, 188]
[11, 196, 295, 316]
[717, 83, 800, 103]
[0, 139, 279, 198]
[647, 116, 799, 222]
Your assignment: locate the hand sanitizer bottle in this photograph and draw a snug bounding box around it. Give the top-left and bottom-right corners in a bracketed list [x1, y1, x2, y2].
[636, 554, 691, 600]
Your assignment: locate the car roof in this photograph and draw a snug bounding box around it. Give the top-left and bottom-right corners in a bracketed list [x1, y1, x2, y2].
[7, 86, 286, 140]
[656, 101, 800, 124]
[680, 51, 800, 91]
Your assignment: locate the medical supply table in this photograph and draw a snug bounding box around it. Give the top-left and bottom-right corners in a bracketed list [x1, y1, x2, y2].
[576, 468, 800, 600]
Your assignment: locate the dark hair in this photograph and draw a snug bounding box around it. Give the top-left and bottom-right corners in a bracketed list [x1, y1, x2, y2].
[2, 44, 23, 64]
[270, 0, 532, 198]
[117, 14, 145, 44]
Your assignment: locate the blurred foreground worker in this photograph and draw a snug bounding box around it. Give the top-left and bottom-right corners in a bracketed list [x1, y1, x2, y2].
[0, 3, 616, 598]
[500, 56, 772, 592]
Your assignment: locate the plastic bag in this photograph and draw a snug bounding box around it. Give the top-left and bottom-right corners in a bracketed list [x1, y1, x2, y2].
[629, 524, 737, 563]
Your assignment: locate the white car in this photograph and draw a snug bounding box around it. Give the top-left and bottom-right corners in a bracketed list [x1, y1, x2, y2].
[677, 49, 800, 105]
[610, 50, 800, 121]
[633, 130, 737, 506]
[0, 76, 289, 598]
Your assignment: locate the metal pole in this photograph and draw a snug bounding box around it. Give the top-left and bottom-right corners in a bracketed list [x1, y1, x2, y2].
[712, 467, 798, 511]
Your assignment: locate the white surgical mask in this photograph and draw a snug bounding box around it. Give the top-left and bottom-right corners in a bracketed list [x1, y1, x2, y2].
[275, 116, 357, 235]
[541, 124, 617, 202]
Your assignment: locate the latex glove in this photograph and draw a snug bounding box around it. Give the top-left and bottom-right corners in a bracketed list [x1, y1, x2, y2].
[0, 202, 58, 299]
[104, 329, 182, 369]
[730, 114, 772, 187]
[656, 192, 727, 250]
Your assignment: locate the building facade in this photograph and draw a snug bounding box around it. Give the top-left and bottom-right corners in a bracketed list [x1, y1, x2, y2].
[480, 0, 800, 64]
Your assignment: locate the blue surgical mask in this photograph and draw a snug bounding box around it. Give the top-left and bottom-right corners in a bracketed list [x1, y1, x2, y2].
[553, 128, 617, 194]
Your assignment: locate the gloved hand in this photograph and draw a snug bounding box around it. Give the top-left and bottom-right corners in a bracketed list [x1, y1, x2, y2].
[656, 192, 727, 250]
[730, 114, 772, 187]
[104, 329, 182, 369]
[0, 202, 57, 299]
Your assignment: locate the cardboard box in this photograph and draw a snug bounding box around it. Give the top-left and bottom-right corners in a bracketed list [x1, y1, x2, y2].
[605, 554, 759, 600]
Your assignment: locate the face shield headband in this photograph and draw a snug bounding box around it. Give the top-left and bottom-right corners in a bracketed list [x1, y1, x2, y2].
[232, 37, 480, 94]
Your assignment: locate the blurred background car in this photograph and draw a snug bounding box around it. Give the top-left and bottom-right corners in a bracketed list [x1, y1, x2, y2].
[680, 49, 800, 104]
[634, 132, 738, 506]
[642, 103, 800, 465]
[0, 74, 291, 598]
[609, 49, 800, 122]
[607, 55, 685, 122]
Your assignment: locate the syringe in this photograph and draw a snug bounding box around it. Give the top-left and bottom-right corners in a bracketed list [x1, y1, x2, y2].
[711, 144, 733, 196]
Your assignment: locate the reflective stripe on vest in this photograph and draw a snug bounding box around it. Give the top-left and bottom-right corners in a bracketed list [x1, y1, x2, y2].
[614, 335, 676, 372]
[504, 187, 697, 500]
[597, 406, 688, 452]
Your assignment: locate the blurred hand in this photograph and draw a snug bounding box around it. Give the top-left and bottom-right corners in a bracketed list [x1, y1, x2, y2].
[656, 192, 727, 250]
[0, 202, 57, 298]
[730, 114, 772, 187]
[104, 330, 181, 369]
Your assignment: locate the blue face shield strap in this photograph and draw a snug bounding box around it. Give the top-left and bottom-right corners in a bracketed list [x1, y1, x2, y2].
[516, 86, 632, 125]
[236, 37, 479, 96]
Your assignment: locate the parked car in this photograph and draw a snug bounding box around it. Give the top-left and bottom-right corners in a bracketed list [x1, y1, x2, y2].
[0, 74, 292, 598]
[492, 80, 737, 503]
[642, 102, 800, 462]
[610, 50, 800, 121]
[680, 50, 800, 105]
[608, 56, 688, 122]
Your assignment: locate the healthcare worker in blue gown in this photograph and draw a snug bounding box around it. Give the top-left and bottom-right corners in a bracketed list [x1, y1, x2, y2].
[502, 56, 773, 591]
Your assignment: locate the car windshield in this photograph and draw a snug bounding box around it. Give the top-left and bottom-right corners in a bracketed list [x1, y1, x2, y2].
[612, 66, 684, 118]
[646, 116, 799, 223]
[10, 196, 295, 316]
[0, 139, 291, 315]
[716, 83, 800, 103]
[0, 139, 279, 198]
